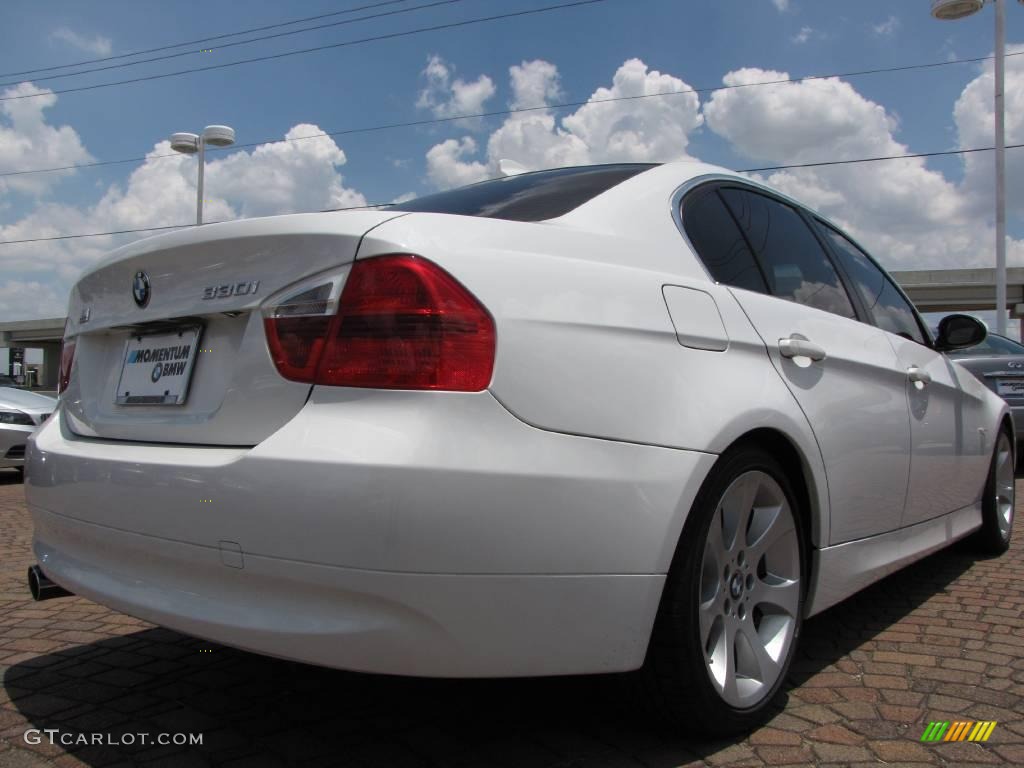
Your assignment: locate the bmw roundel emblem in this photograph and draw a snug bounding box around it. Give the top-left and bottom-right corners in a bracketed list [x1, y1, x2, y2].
[132, 271, 150, 308]
[151, 363, 163, 383]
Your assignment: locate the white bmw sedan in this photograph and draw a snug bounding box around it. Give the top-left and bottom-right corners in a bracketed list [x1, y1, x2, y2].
[25, 162, 1014, 734]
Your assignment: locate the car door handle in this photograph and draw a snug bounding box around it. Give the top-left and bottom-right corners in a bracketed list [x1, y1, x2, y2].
[778, 337, 827, 362]
[908, 366, 932, 387]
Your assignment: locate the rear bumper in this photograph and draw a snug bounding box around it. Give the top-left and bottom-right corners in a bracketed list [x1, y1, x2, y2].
[32, 507, 664, 676]
[26, 390, 714, 676]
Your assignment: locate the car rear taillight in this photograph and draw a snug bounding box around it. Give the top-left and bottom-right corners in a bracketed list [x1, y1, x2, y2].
[263, 255, 495, 391]
[57, 339, 76, 395]
[263, 281, 336, 382]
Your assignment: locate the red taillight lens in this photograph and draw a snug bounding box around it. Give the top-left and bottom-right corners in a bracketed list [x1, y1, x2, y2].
[264, 315, 332, 382]
[57, 340, 75, 395]
[263, 255, 495, 391]
[320, 255, 495, 390]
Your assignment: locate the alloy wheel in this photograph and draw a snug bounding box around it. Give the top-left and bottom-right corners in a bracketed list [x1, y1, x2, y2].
[698, 470, 801, 709]
[995, 432, 1015, 541]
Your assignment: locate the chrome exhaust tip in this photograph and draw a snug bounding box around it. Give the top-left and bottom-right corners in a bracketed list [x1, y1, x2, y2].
[27, 565, 72, 601]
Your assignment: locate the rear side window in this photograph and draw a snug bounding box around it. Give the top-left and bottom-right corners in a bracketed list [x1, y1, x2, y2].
[819, 224, 926, 344]
[390, 164, 656, 222]
[681, 187, 768, 294]
[720, 189, 856, 319]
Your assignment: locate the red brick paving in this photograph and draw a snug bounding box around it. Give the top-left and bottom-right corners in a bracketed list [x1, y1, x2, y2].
[1, 469, 1022, 766]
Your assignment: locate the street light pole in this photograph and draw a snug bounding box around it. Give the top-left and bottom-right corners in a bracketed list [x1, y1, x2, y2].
[995, 0, 1008, 335]
[196, 135, 206, 226]
[169, 125, 236, 226]
[931, 0, 1018, 335]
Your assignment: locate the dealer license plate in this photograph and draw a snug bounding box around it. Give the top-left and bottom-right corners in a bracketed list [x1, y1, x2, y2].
[996, 379, 1024, 397]
[115, 327, 202, 405]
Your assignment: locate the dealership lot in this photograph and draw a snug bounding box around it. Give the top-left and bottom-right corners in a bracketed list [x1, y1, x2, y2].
[0, 472, 1021, 767]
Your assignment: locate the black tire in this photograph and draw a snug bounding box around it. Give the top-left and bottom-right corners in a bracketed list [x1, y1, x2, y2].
[972, 428, 1014, 555]
[639, 443, 806, 736]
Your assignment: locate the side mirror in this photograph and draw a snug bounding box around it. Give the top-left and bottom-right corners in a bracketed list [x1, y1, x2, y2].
[935, 313, 987, 352]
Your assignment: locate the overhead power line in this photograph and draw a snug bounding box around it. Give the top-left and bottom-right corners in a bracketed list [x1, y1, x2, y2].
[0, 0, 475, 89]
[3, 49, 1021, 179]
[740, 144, 1017, 173]
[0, 0, 416, 79]
[0, 0, 612, 102]
[1, 144, 1022, 247]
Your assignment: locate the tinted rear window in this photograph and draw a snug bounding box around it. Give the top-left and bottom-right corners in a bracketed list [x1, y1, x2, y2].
[718, 188, 856, 319]
[390, 164, 656, 222]
[682, 187, 768, 294]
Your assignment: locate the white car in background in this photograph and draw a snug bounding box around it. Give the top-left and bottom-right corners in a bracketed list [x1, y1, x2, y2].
[25, 162, 1014, 734]
[1, 385, 56, 476]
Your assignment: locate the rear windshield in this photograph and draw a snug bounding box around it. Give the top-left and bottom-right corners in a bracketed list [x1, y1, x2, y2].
[390, 164, 656, 222]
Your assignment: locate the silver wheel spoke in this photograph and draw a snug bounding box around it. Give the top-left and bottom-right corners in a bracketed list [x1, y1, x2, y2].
[698, 469, 800, 709]
[747, 506, 794, 562]
[720, 619, 739, 702]
[699, 581, 721, 647]
[737, 622, 781, 687]
[720, 473, 757, 552]
[752, 575, 801, 617]
[705, 615, 734, 695]
[995, 434, 1015, 539]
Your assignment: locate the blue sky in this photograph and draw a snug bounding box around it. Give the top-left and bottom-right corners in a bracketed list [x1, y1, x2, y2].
[2, 0, 1024, 319]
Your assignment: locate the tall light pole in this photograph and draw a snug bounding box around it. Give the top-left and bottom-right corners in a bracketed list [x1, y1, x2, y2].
[169, 125, 236, 225]
[932, 0, 1018, 335]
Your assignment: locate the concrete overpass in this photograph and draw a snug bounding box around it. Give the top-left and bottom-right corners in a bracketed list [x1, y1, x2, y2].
[891, 268, 1024, 341]
[2, 268, 1022, 386]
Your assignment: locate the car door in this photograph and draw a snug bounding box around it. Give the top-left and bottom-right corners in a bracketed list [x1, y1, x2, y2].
[817, 223, 990, 525]
[691, 185, 913, 544]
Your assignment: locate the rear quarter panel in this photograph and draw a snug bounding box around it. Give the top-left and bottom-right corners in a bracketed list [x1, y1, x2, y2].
[357, 212, 831, 549]
[950, 357, 1015, 457]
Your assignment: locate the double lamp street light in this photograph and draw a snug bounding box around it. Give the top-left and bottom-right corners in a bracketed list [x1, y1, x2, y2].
[169, 125, 236, 226]
[932, 0, 1021, 335]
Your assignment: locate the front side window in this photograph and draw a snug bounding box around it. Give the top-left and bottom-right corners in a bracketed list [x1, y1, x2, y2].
[818, 224, 926, 344]
[719, 189, 856, 319]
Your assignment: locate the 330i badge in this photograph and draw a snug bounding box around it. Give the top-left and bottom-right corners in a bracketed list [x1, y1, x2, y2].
[201, 280, 260, 300]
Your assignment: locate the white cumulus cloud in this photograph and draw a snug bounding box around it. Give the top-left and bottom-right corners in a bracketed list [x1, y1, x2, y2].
[417, 55, 496, 127]
[873, 16, 900, 37]
[0, 82, 93, 196]
[425, 137, 490, 189]
[50, 28, 112, 57]
[792, 26, 814, 45]
[423, 58, 702, 189]
[955, 44, 1024, 221]
[208, 124, 366, 217]
[0, 109, 366, 319]
[704, 67, 1018, 270]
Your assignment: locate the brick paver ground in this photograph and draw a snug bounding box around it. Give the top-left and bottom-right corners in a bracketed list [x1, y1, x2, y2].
[1, 470, 1022, 767]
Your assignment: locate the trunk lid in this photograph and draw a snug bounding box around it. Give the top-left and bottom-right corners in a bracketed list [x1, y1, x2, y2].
[63, 210, 404, 446]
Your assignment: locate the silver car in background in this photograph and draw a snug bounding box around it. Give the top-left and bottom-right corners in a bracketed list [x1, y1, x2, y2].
[1, 386, 56, 474]
[947, 332, 1024, 461]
